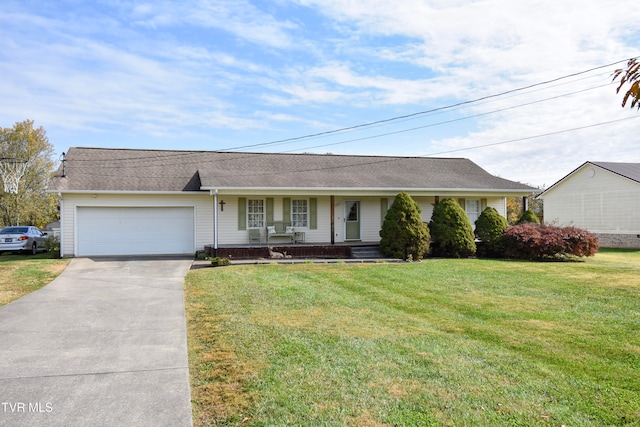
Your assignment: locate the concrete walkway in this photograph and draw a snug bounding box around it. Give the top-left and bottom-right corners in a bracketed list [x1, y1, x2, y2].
[0, 257, 194, 427]
[191, 257, 404, 268]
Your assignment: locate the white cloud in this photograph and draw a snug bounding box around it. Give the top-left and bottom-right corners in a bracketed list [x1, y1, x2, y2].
[423, 84, 640, 187]
[128, 0, 299, 48]
[297, 0, 639, 85]
[0, 3, 286, 137]
[283, 0, 640, 185]
[1, 0, 640, 186]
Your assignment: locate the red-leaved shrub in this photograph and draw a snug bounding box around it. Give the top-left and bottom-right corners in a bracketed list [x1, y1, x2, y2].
[503, 223, 599, 260]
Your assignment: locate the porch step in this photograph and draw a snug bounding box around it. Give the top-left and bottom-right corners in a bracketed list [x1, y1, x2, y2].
[350, 245, 385, 259]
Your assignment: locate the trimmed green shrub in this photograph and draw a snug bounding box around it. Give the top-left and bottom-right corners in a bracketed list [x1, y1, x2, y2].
[379, 192, 430, 261]
[44, 236, 61, 258]
[210, 257, 231, 267]
[517, 209, 541, 224]
[503, 223, 599, 260]
[429, 198, 476, 258]
[474, 207, 507, 258]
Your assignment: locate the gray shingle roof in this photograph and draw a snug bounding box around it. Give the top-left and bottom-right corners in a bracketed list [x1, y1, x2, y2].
[590, 162, 640, 184]
[47, 147, 535, 193]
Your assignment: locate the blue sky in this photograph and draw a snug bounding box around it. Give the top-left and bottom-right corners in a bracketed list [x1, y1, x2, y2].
[1, 0, 639, 187]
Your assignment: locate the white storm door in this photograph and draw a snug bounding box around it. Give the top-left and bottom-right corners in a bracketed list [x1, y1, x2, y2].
[344, 201, 361, 240]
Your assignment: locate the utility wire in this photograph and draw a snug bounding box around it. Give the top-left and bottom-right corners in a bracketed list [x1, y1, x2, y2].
[276, 82, 614, 153]
[65, 78, 612, 171]
[66, 116, 639, 179]
[421, 115, 640, 157]
[67, 76, 619, 166]
[217, 57, 635, 152]
[63, 57, 636, 165]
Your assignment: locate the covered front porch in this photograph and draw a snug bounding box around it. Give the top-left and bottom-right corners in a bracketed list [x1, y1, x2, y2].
[204, 242, 384, 260]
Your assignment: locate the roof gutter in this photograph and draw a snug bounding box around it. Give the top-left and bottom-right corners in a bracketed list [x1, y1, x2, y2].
[210, 189, 219, 257]
[200, 186, 536, 196]
[44, 190, 206, 195]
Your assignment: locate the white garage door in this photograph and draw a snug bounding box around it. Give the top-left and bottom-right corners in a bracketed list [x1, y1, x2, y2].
[77, 207, 195, 256]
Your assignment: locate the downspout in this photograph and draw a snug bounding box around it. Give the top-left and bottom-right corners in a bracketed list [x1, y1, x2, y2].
[58, 193, 64, 258]
[212, 189, 218, 257]
[330, 195, 335, 245]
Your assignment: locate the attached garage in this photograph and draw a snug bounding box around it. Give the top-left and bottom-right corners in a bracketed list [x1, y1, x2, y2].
[76, 207, 195, 256]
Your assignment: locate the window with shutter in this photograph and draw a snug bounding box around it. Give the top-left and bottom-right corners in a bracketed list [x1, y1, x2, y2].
[248, 199, 265, 228]
[292, 199, 308, 227]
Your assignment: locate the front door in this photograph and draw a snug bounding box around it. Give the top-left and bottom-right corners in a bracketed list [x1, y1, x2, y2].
[345, 201, 360, 240]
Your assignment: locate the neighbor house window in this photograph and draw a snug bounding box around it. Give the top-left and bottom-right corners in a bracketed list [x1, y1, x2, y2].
[291, 199, 308, 228]
[248, 199, 265, 228]
[466, 199, 481, 226]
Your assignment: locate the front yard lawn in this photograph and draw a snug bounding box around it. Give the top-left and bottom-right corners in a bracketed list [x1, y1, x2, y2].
[185, 249, 640, 426]
[0, 252, 70, 306]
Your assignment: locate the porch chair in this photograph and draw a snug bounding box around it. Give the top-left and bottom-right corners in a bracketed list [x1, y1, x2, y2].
[248, 228, 261, 244]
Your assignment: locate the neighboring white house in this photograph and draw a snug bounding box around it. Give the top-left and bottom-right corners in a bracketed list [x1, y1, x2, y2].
[43, 220, 61, 239]
[539, 161, 640, 248]
[46, 147, 535, 257]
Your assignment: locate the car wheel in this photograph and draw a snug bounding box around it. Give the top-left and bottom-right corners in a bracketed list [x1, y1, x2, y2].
[31, 243, 37, 255]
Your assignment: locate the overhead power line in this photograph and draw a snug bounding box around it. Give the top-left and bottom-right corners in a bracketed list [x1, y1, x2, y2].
[67, 115, 639, 180]
[279, 82, 614, 153]
[421, 115, 640, 157]
[217, 57, 636, 152]
[64, 57, 637, 166]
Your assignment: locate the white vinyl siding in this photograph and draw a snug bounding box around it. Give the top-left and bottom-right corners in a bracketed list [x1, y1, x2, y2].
[543, 165, 640, 233]
[413, 196, 505, 224]
[233, 195, 507, 245]
[59, 193, 515, 256]
[218, 196, 329, 244]
[359, 198, 378, 242]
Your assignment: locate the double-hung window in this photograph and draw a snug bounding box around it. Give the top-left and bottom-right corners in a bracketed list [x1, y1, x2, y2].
[247, 199, 265, 228]
[466, 199, 481, 226]
[291, 199, 308, 228]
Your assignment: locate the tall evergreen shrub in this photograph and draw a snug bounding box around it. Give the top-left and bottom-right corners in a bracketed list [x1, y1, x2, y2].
[379, 192, 430, 260]
[517, 209, 541, 224]
[474, 207, 508, 258]
[429, 198, 476, 258]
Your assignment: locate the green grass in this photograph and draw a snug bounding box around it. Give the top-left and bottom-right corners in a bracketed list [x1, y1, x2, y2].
[0, 252, 70, 306]
[184, 249, 640, 426]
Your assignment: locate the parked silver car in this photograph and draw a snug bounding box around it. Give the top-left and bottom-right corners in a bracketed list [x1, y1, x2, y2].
[0, 226, 48, 255]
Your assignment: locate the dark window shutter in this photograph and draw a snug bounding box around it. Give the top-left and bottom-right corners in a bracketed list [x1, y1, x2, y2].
[283, 198, 291, 223]
[266, 198, 274, 225]
[309, 198, 317, 229]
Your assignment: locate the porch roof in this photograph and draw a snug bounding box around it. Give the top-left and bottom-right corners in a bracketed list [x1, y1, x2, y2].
[48, 147, 536, 193]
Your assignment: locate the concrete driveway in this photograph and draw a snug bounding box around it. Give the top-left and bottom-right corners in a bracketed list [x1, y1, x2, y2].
[0, 257, 194, 427]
